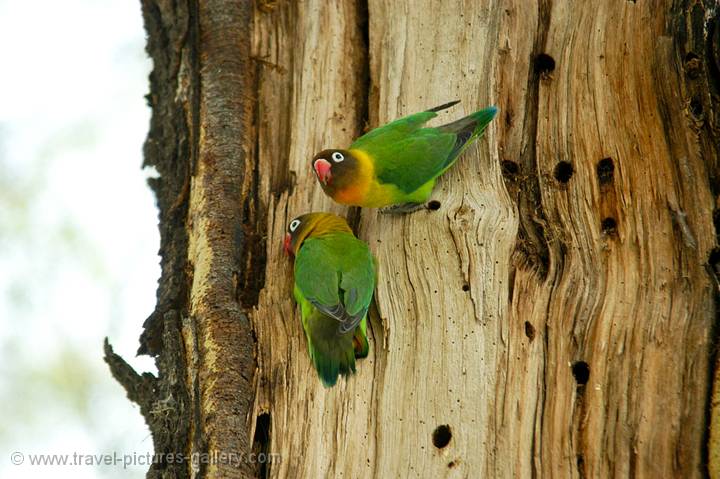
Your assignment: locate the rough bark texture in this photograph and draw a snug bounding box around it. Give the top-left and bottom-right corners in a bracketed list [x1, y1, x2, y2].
[106, 0, 720, 478]
[106, 1, 257, 478]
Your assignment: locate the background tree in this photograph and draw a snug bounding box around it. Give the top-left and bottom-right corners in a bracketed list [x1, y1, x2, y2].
[106, 0, 720, 477]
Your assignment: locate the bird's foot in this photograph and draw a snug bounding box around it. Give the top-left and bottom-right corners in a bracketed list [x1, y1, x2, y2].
[379, 202, 427, 215]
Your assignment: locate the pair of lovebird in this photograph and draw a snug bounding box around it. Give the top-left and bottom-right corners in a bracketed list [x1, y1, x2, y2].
[284, 100, 498, 387]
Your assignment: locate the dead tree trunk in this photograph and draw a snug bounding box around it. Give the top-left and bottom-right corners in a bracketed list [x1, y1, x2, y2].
[105, 1, 258, 477]
[106, 1, 720, 478]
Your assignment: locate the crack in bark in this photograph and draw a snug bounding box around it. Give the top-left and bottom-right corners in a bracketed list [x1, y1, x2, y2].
[239, 59, 268, 309]
[251, 412, 272, 479]
[502, 1, 553, 281]
[672, 2, 720, 476]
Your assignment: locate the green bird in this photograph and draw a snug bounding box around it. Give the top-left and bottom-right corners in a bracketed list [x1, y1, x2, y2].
[284, 212, 376, 387]
[311, 101, 498, 213]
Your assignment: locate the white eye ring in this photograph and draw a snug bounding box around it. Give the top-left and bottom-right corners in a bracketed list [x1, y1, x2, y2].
[289, 219, 301, 232]
[331, 151, 345, 163]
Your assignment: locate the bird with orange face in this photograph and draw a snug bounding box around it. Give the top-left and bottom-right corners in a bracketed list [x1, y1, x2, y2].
[311, 101, 498, 213]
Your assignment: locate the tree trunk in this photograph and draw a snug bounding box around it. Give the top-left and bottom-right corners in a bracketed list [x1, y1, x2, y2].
[106, 1, 720, 478]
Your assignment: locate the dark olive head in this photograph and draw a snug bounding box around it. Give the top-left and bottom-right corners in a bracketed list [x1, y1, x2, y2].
[311, 149, 361, 197]
[284, 214, 310, 256]
[283, 212, 352, 256]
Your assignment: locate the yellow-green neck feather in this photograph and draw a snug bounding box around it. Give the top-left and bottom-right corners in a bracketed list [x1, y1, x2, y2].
[292, 213, 352, 255]
[344, 148, 406, 207]
[332, 149, 375, 205]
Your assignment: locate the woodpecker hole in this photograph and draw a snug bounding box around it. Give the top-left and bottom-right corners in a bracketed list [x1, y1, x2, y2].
[432, 425, 452, 449]
[534, 53, 556, 74]
[596, 157, 614, 185]
[709, 247, 720, 269]
[572, 361, 590, 385]
[554, 161, 574, 183]
[602, 217, 617, 235]
[684, 52, 701, 79]
[689, 96, 703, 118]
[524, 321, 536, 341]
[501, 160, 520, 179]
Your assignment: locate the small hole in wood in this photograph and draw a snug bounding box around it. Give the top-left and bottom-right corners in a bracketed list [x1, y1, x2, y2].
[572, 361, 590, 385]
[432, 425, 452, 449]
[709, 247, 720, 269]
[524, 321, 536, 341]
[448, 461, 457, 468]
[427, 200, 441, 211]
[534, 53, 556, 73]
[462, 284, 470, 292]
[689, 96, 703, 118]
[505, 110, 514, 127]
[602, 217, 617, 235]
[252, 412, 271, 478]
[684, 52, 702, 79]
[554, 161, 574, 183]
[501, 160, 520, 179]
[596, 158, 614, 185]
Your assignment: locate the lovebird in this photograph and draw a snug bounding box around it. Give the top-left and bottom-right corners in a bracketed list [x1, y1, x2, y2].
[312, 101, 498, 213]
[284, 212, 376, 387]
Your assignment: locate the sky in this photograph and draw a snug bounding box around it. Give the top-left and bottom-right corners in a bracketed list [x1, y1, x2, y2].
[0, 1, 159, 477]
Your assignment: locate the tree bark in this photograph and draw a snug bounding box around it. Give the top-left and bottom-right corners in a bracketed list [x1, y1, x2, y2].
[106, 1, 720, 478]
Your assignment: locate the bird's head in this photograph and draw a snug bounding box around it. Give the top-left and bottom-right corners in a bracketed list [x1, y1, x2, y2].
[284, 215, 306, 256]
[283, 212, 353, 257]
[311, 149, 361, 196]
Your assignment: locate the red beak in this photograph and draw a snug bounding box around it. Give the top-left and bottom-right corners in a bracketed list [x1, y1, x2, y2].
[283, 233, 292, 255]
[313, 159, 332, 185]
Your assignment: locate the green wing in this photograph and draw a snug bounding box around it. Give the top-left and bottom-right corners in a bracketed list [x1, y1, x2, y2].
[351, 104, 498, 194]
[349, 101, 460, 152]
[351, 110, 438, 151]
[294, 234, 376, 334]
[351, 110, 457, 194]
[371, 129, 456, 193]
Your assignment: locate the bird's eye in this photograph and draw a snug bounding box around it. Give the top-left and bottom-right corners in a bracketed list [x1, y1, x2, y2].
[331, 151, 345, 163]
[289, 219, 301, 232]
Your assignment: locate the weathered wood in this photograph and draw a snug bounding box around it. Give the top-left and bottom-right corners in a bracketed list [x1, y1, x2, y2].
[250, 1, 720, 478]
[359, 1, 518, 478]
[250, 0, 368, 477]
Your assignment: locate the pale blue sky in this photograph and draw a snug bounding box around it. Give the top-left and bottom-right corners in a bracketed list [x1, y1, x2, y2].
[1, 1, 158, 477]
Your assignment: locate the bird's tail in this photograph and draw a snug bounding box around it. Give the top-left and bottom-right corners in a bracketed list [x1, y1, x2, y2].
[426, 99, 461, 113]
[435, 106, 497, 170]
[309, 342, 357, 388]
[308, 317, 369, 387]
